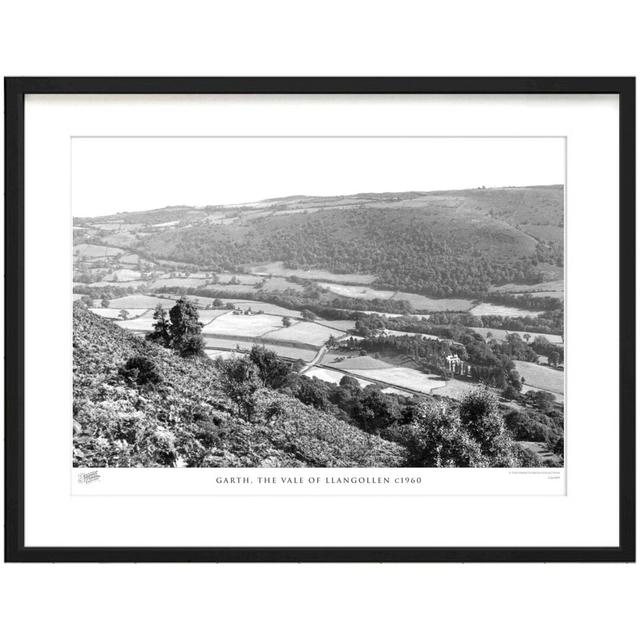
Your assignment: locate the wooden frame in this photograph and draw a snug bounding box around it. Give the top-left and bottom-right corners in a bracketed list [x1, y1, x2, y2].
[4, 77, 635, 562]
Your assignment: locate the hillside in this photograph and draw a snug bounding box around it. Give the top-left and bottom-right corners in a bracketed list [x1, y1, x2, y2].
[74, 186, 564, 298]
[73, 304, 406, 468]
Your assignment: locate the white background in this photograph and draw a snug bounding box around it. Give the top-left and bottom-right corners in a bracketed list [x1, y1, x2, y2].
[1, 1, 638, 639]
[28, 95, 600, 543]
[72, 136, 565, 216]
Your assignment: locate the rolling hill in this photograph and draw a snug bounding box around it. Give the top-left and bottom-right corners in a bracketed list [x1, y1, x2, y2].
[74, 185, 564, 298]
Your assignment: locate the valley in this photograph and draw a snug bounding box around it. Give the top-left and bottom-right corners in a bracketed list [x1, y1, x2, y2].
[73, 186, 565, 468]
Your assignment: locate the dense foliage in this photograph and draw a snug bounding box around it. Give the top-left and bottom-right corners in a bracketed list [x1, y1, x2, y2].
[134, 187, 563, 298]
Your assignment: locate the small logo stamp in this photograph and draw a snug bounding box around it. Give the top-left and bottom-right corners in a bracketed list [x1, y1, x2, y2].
[78, 470, 101, 484]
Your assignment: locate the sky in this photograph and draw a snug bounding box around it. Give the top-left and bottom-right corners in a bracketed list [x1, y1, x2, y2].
[72, 136, 565, 218]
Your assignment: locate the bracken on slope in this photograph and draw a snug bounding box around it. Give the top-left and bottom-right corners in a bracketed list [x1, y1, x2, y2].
[73, 304, 406, 468]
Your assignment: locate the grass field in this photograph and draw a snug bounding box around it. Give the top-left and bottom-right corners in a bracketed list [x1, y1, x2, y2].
[514, 360, 564, 395]
[148, 277, 209, 289]
[102, 268, 143, 282]
[521, 385, 564, 404]
[303, 367, 370, 387]
[202, 337, 317, 362]
[107, 294, 175, 309]
[469, 303, 543, 318]
[89, 308, 148, 319]
[197, 309, 233, 323]
[215, 273, 263, 285]
[490, 279, 564, 294]
[248, 261, 376, 284]
[221, 300, 303, 318]
[118, 252, 148, 265]
[344, 367, 446, 394]
[115, 316, 157, 332]
[391, 291, 474, 312]
[326, 355, 394, 370]
[264, 322, 345, 347]
[261, 277, 306, 293]
[432, 378, 479, 400]
[74, 243, 125, 258]
[316, 319, 357, 332]
[203, 313, 285, 337]
[318, 282, 397, 300]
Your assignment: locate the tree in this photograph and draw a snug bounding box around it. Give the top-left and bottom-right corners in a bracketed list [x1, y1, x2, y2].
[169, 297, 204, 357]
[401, 401, 486, 468]
[340, 375, 361, 391]
[178, 333, 205, 357]
[282, 316, 292, 328]
[301, 309, 317, 321]
[458, 389, 519, 465]
[295, 376, 329, 410]
[217, 357, 262, 420]
[118, 309, 129, 320]
[119, 356, 162, 386]
[213, 298, 223, 308]
[249, 346, 290, 389]
[101, 297, 110, 308]
[146, 304, 171, 347]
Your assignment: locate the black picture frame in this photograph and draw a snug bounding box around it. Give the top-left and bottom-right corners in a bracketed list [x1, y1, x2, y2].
[4, 77, 636, 563]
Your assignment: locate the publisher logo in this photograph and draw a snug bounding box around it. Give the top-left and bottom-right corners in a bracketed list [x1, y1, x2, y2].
[78, 470, 101, 484]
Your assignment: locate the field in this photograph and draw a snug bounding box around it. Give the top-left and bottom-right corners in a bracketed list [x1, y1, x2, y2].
[342, 366, 446, 394]
[513, 290, 564, 299]
[325, 355, 394, 370]
[260, 277, 306, 293]
[490, 279, 564, 294]
[202, 313, 285, 337]
[316, 319, 357, 332]
[115, 316, 157, 332]
[514, 360, 564, 396]
[521, 385, 564, 404]
[469, 303, 543, 318]
[432, 378, 480, 400]
[214, 273, 263, 285]
[264, 322, 345, 347]
[102, 269, 143, 282]
[220, 300, 303, 318]
[391, 291, 474, 312]
[470, 327, 563, 345]
[198, 309, 234, 323]
[148, 277, 209, 289]
[74, 243, 125, 258]
[303, 367, 370, 387]
[107, 294, 175, 309]
[202, 336, 317, 362]
[248, 261, 376, 284]
[89, 308, 148, 319]
[318, 282, 396, 300]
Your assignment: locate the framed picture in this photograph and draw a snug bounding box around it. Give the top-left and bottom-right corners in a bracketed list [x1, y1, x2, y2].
[4, 77, 635, 562]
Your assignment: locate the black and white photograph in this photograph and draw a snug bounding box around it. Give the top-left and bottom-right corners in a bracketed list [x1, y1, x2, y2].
[72, 136, 565, 470]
